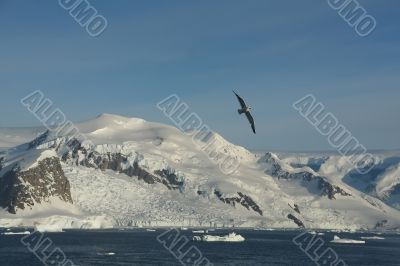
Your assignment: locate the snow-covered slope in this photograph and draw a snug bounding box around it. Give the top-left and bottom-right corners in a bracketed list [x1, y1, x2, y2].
[1, 114, 400, 231]
[279, 151, 400, 212]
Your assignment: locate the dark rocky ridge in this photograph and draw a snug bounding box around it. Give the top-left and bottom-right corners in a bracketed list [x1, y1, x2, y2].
[62, 140, 183, 190]
[287, 214, 305, 228]
[288, 203, 301, 214]
[27, 130, 50, 150]
[0, 157, 72, 214]
[374, 219, 388, 229]
[263, 153, 351, 200]
[213, 190, 263, 216]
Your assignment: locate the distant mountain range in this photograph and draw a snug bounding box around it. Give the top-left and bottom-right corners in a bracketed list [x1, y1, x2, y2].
[0, 127, 43, 149]
[1, 114, 400, 231]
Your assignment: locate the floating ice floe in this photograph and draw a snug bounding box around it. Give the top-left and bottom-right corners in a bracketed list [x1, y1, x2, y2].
[330, 235, 365, 244]
[309, 231, 325, 235]
[1, 231, 31, 235]
[193, 232, 245, 242]
[97, 252, 115, 256]
[361, 236, 385, 240]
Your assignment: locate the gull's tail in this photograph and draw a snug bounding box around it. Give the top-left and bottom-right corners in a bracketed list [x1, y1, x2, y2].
[238, 109, 245, 115]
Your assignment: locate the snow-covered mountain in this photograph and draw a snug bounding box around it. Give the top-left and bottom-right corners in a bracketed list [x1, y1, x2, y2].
[1, 113, 400, 231]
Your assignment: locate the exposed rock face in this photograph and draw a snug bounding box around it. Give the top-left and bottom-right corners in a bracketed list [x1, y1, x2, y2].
[287, 214, 305, 228]
[27, 130, 50, 150]
[374, 219, 388, 229]
[0, 157, 72, 214]
[318, 179, 351, 199]
[62, 140, 183, 190]
[263, 153, 351, 200]
[154, 169, 183, 190]
[264, 153, 289, 178]
[289, 203, 301, 214]
[214, 190, 263, 216]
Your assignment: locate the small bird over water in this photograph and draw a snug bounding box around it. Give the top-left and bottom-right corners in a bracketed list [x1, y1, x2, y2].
[233, 90, 256, 134]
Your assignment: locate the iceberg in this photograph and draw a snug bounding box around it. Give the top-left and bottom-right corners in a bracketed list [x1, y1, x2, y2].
[309, 231, 325, 235]
[192, 230, 206, 233]
[361, 236, 385, 240]
[97, 252, 116, 256]
[330, 235, 365, 244]
[1, 231, 31, 235]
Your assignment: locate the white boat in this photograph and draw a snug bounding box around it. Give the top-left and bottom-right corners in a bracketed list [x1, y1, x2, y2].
[330, 235, 365, 244]
[192, 230, 205, 233]
[193, 232, 245, 242]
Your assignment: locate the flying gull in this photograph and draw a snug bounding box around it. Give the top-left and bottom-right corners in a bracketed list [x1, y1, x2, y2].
[233, 90, 256, 134]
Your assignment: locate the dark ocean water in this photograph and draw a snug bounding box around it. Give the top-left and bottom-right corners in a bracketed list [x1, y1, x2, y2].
[0, 229, 400, 266]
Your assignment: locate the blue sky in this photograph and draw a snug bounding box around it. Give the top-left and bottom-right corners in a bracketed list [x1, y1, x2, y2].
[0, 0, 399, 151]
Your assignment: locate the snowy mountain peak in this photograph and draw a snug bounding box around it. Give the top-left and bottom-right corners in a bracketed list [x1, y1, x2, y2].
[77, 113, 148, 134]
[1, 114, 400, 231]
[94, 113, 146, 126]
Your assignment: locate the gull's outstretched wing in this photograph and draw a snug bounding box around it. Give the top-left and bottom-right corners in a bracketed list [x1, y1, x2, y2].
[245, 112, 256, 134]
[233, 90, 247, 109]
